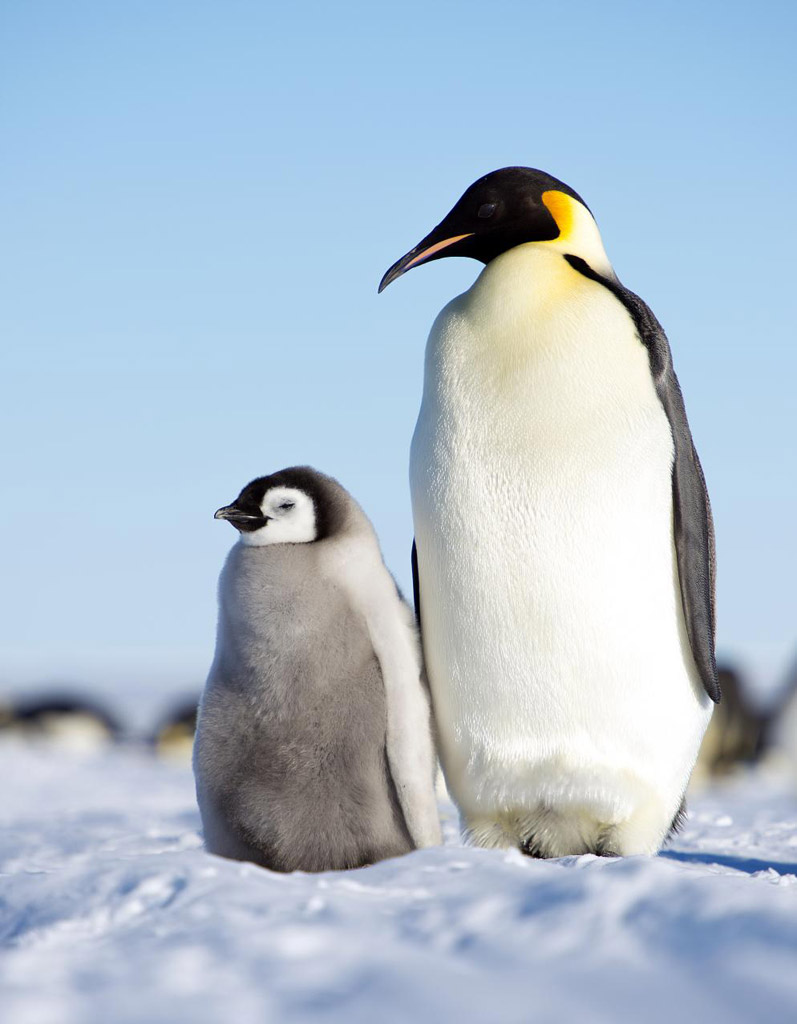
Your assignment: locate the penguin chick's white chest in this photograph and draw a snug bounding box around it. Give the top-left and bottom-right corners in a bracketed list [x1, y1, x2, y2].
[410, 242, 712, 855]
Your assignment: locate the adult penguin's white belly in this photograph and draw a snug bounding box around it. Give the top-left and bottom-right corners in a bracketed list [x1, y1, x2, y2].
[410, 243, 712, 856]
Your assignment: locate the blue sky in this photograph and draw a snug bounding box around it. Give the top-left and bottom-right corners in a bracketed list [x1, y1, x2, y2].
[2, 0, 795, 704]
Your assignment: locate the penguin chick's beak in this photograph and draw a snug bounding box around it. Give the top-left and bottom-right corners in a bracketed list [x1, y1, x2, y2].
[378, 230, 474, 293]
[214, 505, 269, 528]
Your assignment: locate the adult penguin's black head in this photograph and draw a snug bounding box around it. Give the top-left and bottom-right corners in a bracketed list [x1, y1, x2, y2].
[378, 167, 591, 293]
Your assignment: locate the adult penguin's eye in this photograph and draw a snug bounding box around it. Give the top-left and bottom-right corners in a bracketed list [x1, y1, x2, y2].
[477, 203, 497, 219]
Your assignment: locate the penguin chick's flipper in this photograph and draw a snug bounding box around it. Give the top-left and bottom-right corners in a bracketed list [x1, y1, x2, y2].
[356, 588, 440, 849]
[564, 255, 719, 704]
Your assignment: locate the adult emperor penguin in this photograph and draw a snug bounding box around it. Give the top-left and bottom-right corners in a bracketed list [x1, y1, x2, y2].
[193, 466, 441, 872]
[379, 167, 719, 857]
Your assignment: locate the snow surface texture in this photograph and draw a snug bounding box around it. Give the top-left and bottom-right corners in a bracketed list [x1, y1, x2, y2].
[2, 741, 797, 1024]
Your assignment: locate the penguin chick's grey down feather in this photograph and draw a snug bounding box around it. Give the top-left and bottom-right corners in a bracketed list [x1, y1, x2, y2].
[193, 466, 441, 872]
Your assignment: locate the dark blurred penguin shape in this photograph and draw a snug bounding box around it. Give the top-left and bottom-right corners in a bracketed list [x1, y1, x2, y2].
[768, 652, 797, 783]
[151, 697, 199, 763]
[0, 692, 122, 751]
[380, 167, 719, 856]
[193, 466, 441, 872]
[693, 665, 770, 784]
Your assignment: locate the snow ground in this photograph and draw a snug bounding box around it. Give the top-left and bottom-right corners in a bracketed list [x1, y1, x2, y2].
[2, 742, 797, 1024]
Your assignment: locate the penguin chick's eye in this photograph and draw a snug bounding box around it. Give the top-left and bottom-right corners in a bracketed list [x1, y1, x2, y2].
[477, 203, 497, 219]
[278, 501, 295, 511]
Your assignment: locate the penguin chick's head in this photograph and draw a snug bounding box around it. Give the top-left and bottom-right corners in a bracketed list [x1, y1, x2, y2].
[379, 166, 602, 292]
[214, 466, 345, 546]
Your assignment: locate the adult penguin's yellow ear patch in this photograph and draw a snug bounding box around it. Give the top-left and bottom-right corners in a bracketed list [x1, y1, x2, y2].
[541, 190, 579, 240]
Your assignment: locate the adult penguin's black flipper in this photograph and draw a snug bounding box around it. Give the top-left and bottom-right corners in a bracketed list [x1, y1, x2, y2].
[565, 255, 720, 704]
[411, 540, 422, 632]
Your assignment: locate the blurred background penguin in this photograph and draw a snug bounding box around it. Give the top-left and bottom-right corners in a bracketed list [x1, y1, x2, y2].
[149, 696, 200, 763]
[692, 665, 771, 785]
[0, 691, 122, 753]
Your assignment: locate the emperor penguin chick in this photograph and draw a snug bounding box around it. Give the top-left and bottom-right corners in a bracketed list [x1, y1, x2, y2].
[380, 167, 720, 858]
[194, 466, 441, 872]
